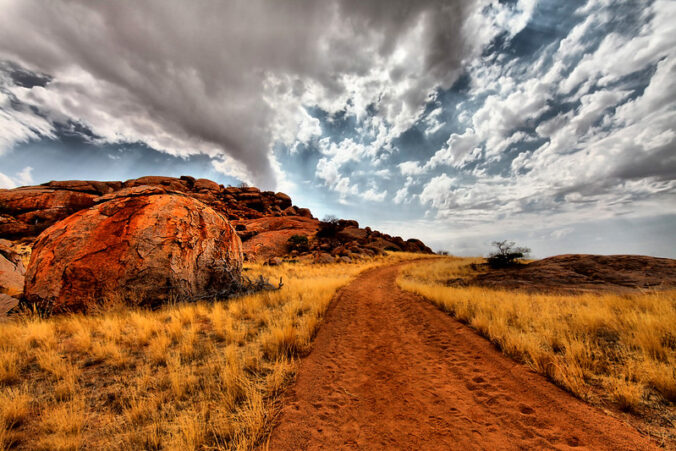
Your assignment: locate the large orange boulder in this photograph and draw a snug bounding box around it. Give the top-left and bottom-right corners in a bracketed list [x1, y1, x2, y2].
[23, 187, 243, 313]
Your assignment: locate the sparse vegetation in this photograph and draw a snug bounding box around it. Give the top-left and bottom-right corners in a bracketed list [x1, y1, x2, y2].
[486, 240, 530, 268]
[0, 253, 420, 449]
[317, 215, 340, 238]
[286, 234, 310, 253]
[399, 257, 676, 423]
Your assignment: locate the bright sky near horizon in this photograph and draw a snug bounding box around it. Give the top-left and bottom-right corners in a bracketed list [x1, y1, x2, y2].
[0, 0, 674, 257]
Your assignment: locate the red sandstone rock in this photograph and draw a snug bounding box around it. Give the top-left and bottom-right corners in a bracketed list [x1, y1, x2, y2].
[1, 176, 434, 260]
[0, 240, 25, 297]
[275, 192, 292, 209]
[0, 214, 32, 239]
[0, 188, 98, 238]
[23, 189, 242, 312]
[282, 206, 297, 216]
[233, 216, 319, 261]
[124, 176, 188, 192]
[296, 207, 313, 218]
[337, 226, 368, 242]
[267, 257, 283, 266]
[194, 178, 221, 192]
[44, 180, 116, 195]
[0, 187, 98, 215]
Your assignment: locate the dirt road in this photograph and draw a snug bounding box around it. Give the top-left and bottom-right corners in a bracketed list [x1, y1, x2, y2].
[266, 262, 656, 450]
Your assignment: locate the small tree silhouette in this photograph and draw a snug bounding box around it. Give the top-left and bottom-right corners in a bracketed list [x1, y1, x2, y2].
[487, 240, 530, 268]
[317, 215, 340, 238]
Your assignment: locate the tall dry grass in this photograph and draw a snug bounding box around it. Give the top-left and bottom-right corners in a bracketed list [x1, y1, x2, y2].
[398, 257, 676, 415]
[0, 252, 421, 450]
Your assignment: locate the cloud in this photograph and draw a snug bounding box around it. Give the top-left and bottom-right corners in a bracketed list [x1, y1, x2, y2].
[0, 0, 521, 188]
[399, 161, 425, 176]
[0, 171, 15, 189]
[550, 227, 574, 240]
[15, 165, 32, 186]
[0, 0, 672, 258]
[393, 176, 415, 205]
[0, 69, 56, 154]
[362, 186, 387, 202]
[413, 0, 676, 231]
[0, 165, 33, 188]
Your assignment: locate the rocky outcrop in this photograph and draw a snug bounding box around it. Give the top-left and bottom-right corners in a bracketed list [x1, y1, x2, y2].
[234, 216, 320, 261]
[0, 239, 26, 297]
[0, 177, 310, 240]
[1, 176, 433, 267]
[0, 186, 100, 238]
[234, 215, 433, 263]
[23, 187, 242, 313]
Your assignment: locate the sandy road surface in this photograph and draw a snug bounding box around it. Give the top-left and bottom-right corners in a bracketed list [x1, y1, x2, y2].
[266, 262, 655, 450]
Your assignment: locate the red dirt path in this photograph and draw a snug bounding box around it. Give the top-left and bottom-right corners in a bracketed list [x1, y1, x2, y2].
[266, 262, 656, 450]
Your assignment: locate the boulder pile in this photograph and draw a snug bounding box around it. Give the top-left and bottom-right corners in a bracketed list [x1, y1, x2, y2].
[0, 176, 306, 240]
[0, 176, 434, 312]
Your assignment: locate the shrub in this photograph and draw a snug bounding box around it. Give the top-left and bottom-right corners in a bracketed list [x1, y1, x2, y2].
[317, 215, 340, 238]
[487, 240, 530, 269]
[287, 235, 309, 253]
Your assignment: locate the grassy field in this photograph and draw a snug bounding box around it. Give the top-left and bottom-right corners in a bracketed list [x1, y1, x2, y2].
[398, 256, 676, 440]
[0, 253, 421, 450]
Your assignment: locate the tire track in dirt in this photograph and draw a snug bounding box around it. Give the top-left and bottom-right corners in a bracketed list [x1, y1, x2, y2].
[266, 262, 656, 450]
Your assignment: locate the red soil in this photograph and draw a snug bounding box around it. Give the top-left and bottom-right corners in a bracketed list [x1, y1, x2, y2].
[266, 262, 656, 450]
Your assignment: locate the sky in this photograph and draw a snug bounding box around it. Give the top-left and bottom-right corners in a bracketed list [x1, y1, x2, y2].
[0, 0, 674, 258]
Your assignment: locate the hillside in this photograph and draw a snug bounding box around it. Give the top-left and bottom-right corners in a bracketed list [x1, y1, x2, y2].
[0, 176, 431, 259]
[0, 176, 432, 313]
[466, 254, 676, 293]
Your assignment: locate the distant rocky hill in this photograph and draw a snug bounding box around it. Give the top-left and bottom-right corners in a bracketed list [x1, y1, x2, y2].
[466, 254, 676, 293]
[0, 176, 433, 258]
[0, 176, 432, 312]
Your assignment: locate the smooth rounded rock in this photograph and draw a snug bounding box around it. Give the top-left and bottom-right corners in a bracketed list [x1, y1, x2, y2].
[24, 191, 242, 312]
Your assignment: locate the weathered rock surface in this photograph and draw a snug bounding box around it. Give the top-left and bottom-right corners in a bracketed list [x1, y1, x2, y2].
[0, 187, 99, 238]
[0, 239, 25, 297]
[233, 216, 319, 261]
[1, 176, 433, 266]
[0, 177, 307, 240]
[0, 293, 18, 316]
[23, 188, 242, 313]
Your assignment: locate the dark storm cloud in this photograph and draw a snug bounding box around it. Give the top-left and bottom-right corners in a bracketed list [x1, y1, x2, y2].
[0, 0, 483, 187]
[0, 61, 51, 89]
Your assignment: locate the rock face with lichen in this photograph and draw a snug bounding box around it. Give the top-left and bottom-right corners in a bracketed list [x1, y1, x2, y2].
[23, 186, 242, 313]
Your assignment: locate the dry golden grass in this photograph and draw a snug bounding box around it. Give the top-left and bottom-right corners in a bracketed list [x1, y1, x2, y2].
[398, 257, 676, 420]
[0, 252, 421, 450]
